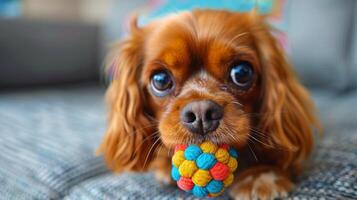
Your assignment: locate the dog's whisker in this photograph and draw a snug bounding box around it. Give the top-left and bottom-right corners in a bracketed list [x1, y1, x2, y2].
[128, 123, 159, 137]
[249, 128, 271, 139]
[247, 142, 259, 162]
[237, 110, 290, 119]
[133, 130, 160, 154]
[247, 130, 291, 151]
[227, 101, 243, 109]
[146, 115, 160, 123]
[152, 144, 165, 165]
[248, 133, 275, 148]
[142, 136, 162, 170]
[249, 128, 282, 146]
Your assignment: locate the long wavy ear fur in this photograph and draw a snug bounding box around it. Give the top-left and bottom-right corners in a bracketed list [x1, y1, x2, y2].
[97, 17, 154, 172]
[253, 18, 320, 171]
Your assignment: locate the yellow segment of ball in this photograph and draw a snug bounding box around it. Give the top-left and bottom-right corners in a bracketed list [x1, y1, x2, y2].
[223, 173, 234, 187]
[172, 150, 185, 168]
[192, 169, 212, 187]
[215, 148, 230, 164]
[200, 141, 217, 154]
[179, 160, 197, 177]
[209, 188, 225, 197]
[227, 156, 238, 172]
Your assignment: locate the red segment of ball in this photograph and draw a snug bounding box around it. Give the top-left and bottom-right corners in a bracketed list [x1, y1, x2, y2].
[175, 144, 188, 153]
[177, 177, 194, 191]
[209, 162, 230, 181]
[219, 144, 229, 150]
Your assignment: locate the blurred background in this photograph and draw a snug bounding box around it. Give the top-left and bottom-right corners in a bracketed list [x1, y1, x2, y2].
[1, 0, 356, 89]
[0, 0, 357, 199]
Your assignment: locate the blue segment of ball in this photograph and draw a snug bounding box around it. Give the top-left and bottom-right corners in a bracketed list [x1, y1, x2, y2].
[206, 180, 223, 194]
[192, 185, 208, 197]
[229, 148, 239, 158]
[196, 153, 217, 170]
[171, 166, 180, 181]
[184, 144, 203, 160]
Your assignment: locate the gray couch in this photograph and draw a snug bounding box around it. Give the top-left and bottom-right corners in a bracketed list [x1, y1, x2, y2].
[0, 1, 357, 199]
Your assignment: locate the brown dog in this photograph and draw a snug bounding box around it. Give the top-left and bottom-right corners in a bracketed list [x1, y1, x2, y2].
[98, 10, 319, 200]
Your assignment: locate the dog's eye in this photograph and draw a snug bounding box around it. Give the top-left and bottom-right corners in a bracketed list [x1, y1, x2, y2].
[150, 71, 175, 97]
[230, 62, 254, 89]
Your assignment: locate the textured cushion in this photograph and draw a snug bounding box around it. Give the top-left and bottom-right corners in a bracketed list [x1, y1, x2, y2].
[64, 173, 213, 200]
[287, 0, 354, 89]
[1, 85, 357, 199]
[0, 84, 108, 199]
[65, 140, 357, 199]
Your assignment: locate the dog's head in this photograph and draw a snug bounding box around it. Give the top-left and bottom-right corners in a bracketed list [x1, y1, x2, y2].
[98, 10, 319, 172]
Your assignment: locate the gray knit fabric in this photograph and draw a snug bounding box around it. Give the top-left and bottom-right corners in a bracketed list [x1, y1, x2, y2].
[0, 85, 356, 199]
[0, 85, 107, 199]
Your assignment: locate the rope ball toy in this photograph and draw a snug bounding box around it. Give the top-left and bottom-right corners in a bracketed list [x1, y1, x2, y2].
[171, 141, 238, 198]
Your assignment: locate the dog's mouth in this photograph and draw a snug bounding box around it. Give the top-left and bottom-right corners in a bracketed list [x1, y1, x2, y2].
[159, 116, 251, 149]
[176, 131, 226, 145]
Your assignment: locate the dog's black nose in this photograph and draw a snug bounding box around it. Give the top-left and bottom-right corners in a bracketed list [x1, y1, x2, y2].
[180, 100, 223, 135]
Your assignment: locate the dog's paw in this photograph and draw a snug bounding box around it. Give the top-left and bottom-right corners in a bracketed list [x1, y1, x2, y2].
[229, 171, 294, 200]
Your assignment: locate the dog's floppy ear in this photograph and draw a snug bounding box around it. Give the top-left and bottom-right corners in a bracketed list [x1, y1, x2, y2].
[253, 20, 320, 171]
[98, 18, 154, 172]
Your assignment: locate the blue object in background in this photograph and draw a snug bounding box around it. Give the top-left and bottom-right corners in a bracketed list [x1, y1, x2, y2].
[0, 0, 21, 17]
[139, 0, 274, 26]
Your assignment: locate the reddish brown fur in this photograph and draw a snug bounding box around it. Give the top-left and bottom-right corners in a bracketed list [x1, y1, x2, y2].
[98, 10, 320, 199]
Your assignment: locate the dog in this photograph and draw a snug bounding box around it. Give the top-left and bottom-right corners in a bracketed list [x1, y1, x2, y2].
[98, 10, 320, 200]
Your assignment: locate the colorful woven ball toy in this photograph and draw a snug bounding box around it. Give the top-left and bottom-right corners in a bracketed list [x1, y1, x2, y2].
[171, 141, 238, 198]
